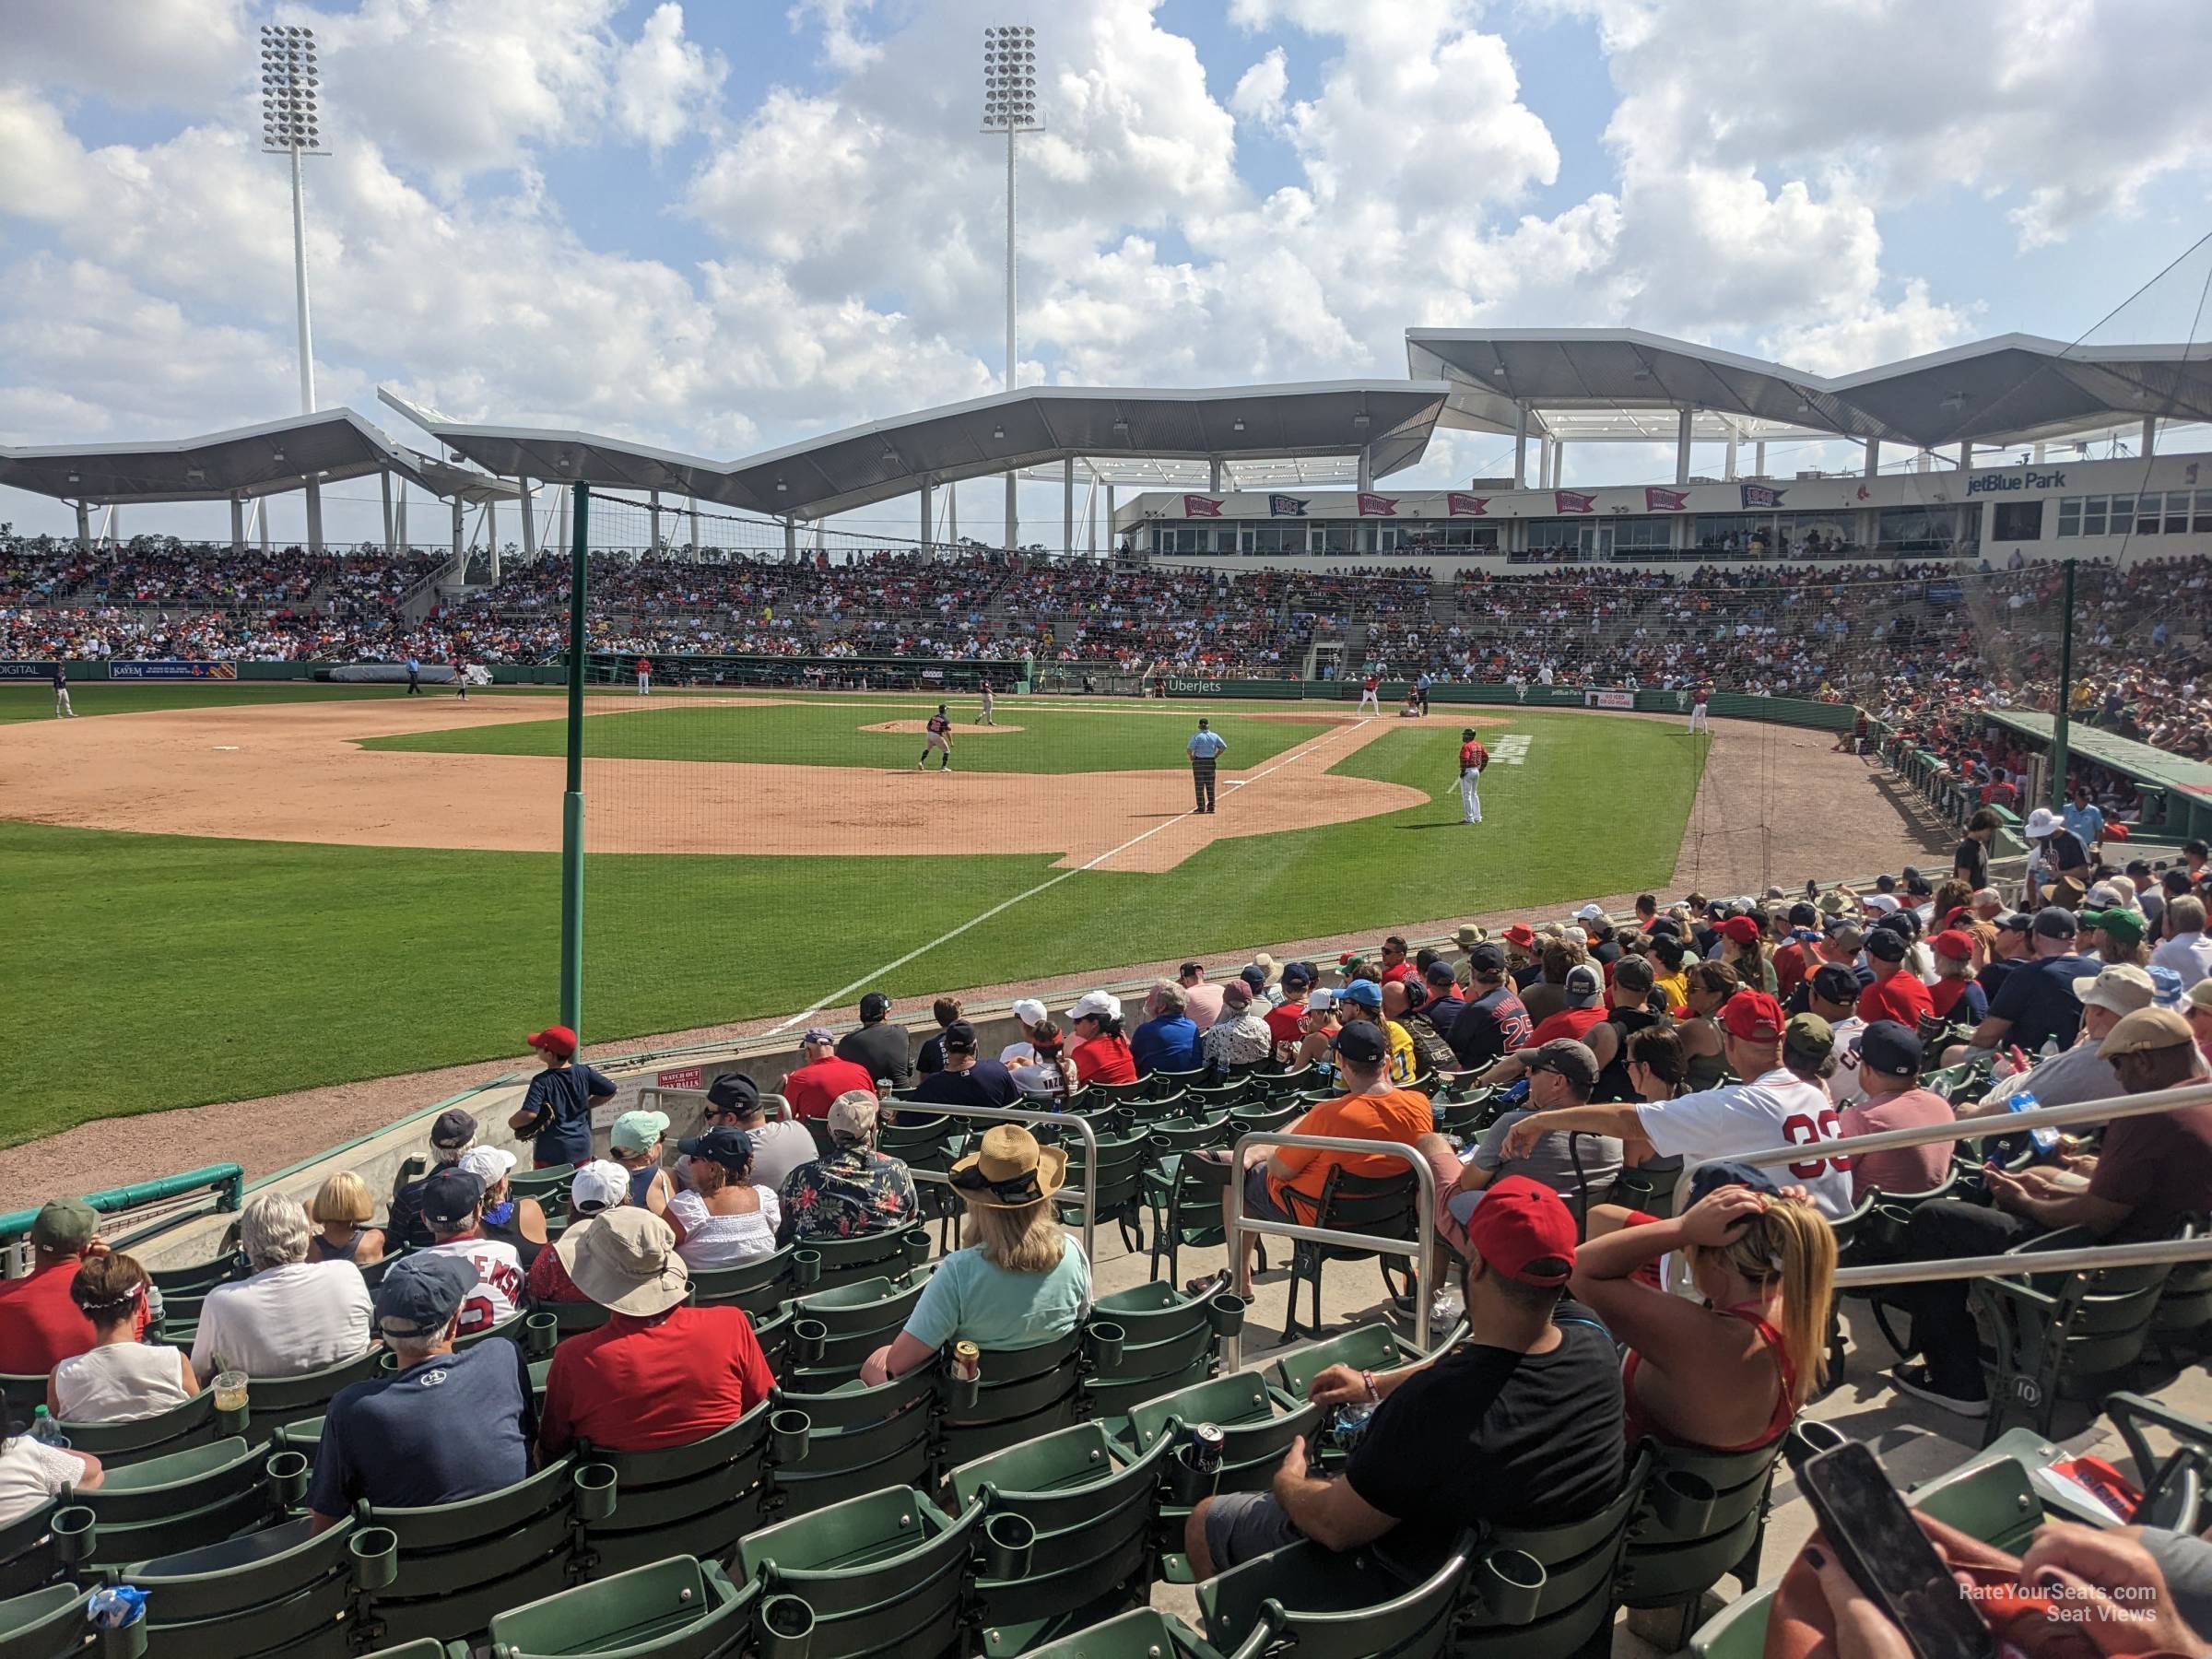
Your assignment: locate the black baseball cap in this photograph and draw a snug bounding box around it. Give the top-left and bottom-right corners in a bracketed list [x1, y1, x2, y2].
[706, 1070, 761, 1114]
[1331, 1020, 1387, 1065]
[1854, 1019, 1923, 1079]
[1179, 961, 1204, 977]
[429, 1108, 477, 1151]
[420, 1167, 486, 1228]
[1612, 954, 1654, 994]
[1467, 941, 1507, 974]
[1809, 962, 1860, 1006]
[677, 1126, 754, 1170]
[374, 1253, 479, 1339]
[2033, 907, 2079, 940]
[859, 993, 891, 1020]
[943, 1020, 979, 1052]
[1864, 926, 1908, 962]
[1997, 911, 2035, 934]
[1422, 960, 1457, 989]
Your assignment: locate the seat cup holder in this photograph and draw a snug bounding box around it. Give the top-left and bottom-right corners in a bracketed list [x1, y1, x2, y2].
[793, 1319, 830, 1364]
[900, 1230, 931, 1273]
[1167, 1443, 1218, 1506]
[770, 1409, 812, 1465]
[1206, 1294, 1247, 1337]
[1086, 1321, 1125, 1371]
[348, 1526, 398, 1592]
[1474, 1547, 1547, 1626]
[982, 1511, 1036, 1581]
[1648, 1470, 1717, 1534]
[759, 1593, 816, 1659]
[573, 1462, 618, 1523]
[792, 1249, 822, 1288]
[265, 1450, 311, 1508]
[524, 1311, 559, 1358]
[53, 1506, 96, 1567]
[943, 1366, 981, 1413]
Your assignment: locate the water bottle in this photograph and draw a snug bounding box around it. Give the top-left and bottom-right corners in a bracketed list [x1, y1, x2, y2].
[2005, 1088, 2060, 1157]
[1332, 1401, 1375, 1449]
[29, 1406, 68, 1450]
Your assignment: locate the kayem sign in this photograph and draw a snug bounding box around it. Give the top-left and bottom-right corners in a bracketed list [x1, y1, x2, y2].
[1966, 469, 2067, 495]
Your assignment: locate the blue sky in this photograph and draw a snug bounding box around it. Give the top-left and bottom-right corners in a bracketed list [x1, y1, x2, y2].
[2, 0, 2207, 545]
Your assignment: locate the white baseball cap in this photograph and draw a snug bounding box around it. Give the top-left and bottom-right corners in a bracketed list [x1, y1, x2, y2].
[1306, 987, 1337, 1012]
[1010, 997, 1047, 1027]
[570, 1159, 629, 1216]
[1576, 902, 1608, 924]
[2023, 806, 2061, 839]
[458, 1146, 516, 1189]
[1066, 991, 1122, 1023]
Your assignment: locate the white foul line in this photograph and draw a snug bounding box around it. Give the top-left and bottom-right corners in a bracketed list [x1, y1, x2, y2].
[766, 717, 1376, 1035]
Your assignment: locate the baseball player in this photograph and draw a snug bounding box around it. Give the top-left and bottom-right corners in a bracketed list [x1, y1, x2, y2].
[1688, 682, 1711, 734]
[979, 681, 995, 725]
[52, 661, 74, 718]
[1187, 717, 1228, 813]
[636, 656, 653, 697]
[1356, 672, 1382, 715]
[1456, 727, 1489, 825]
[918, 704, 954, 770]
[452, 657, 468, 700]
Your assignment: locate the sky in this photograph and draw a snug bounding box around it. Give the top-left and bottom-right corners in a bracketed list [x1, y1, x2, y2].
[2, 0, 2209, 548]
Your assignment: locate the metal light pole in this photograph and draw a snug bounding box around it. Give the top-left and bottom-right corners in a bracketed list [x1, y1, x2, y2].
[982, 25, 1041, 553]
[259, 26, 325, 414]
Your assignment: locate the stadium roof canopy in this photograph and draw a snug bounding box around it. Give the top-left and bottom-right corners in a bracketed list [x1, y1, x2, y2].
[1015, 455, 1359, 489]
[0, 407, 517, 506]
[1406, 329, 2212, 451]
[379, 382, 1448, 521]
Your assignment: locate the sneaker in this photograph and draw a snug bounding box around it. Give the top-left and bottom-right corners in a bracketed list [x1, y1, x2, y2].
[1429, 1288, 1464, 1329]
[1886, 1363, 1987, 1418]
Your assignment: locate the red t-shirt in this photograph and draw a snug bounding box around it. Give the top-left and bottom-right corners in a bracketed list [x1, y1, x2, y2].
[1773, 940, 1812, 998]
[0, 1259, 147, 1374]
[1378, 961, 1415, 985]
[1529, 1006, 1608, 1046]
[1264, 1000, 1307, 1051]
[782, 1056, 879, 1121]
[1072, 1035, 1137, 1085]
[538, 1303, 773, 1455]
[1856, 972, 1935, 1027]
[1460, 740, 1488, 770]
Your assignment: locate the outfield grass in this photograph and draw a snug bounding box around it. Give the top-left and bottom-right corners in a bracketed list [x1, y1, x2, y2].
[0, 680, 448, 724]
[3, 707, 1708, 1144]
[362, 699, 1331, 775]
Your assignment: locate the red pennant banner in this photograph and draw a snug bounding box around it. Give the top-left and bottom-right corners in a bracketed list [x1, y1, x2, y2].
[1644, 487, 1688, 512]
[1182, 495, 1223, 517]
[1356, 493, 1398, 517]
[1555, 490, 1595, 514]
[1446, 492, 1489, 517]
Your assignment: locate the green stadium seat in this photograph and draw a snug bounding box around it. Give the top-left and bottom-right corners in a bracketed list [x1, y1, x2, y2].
[1143, 1152, 1263, 1289]
[0, 1377, 49, 1420]
[935, 1327, 1085, 1472]
[1124, 1371, 1321, 1564]
[805, 1229, 934, 1298]
[54, 1389, 228, 1465]
[1144, 1115, 1234, 1158]
[947, 1422, 1174, 1656]
[1054, 1134, 1147, 1256]
[1080, 1278, 1222, 1419]
[1606, 1163, 1681, 1219]
[118, 1512, 369, 1659]
[782, 1273, 933, 1390]
[1973, 1223, 2182, 1442]
[876, 1113, 967, 1227]
[0, 1582, 84, 1659]
[1194, 1529, 1472, 1659]
[2147, 1249, 2212, 1367]
[504, 1166, 577, 1208]
[688, 1246, 802, 1317]
[1148, 1066, 1211, 1100]
[737, 1485, 986, 1659]
[1256, 1065, 1316, 1100]
[579, 1397, 784, 1580]
[482, 1554, 759, 1658]
[1268, 1319, 1450, 1405]
[1186, 1079, 1255, 1116]
[1450, 1453, 1650, 1656]
[1015, 1606, 1222, 1659]
[1118, 1088, 1188, 1132]
[1081, 1079, 1154, 1108]
[243, 1347, 389, 1443]
[768, 1369, 938, 1517]
[58, 1435, 278, 1561]
[524, 1296, 612, 1337]
[1614, 1435, 1791, 1648]
[351, 1455, 612, 1648]
[1277, 1167, 1419, 1343]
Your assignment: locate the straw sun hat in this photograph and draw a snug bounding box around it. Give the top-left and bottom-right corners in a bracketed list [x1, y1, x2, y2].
[947, 1124, 1068, 1210]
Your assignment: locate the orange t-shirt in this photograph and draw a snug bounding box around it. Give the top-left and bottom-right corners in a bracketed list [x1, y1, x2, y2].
[1267, 1088, 1433, 1214]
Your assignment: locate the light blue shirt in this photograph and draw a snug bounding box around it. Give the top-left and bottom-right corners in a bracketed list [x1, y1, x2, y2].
[905, 1238, 1090, 1351]
[2062, 802, 2105, 843]
[1187, 730, 1229, 759]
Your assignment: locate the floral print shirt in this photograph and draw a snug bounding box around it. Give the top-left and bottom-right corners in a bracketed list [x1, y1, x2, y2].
[778, 1147, 921, 1241]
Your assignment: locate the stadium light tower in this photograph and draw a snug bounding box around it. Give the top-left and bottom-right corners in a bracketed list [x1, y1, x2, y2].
[260, 24, 326, 414]
[982, 25, 1041, 551]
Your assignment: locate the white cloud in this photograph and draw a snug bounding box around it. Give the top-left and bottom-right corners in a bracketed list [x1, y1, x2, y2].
[788, 0, 883, 72]
[612, 4, 728, 155]
[1762, 277, 1978, 378]
[1230, 48, 1288, 125]
[0, 0, 248, 110]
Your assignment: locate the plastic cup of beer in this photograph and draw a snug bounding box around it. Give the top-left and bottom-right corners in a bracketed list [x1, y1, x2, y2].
[213, 1371, 249, 1413]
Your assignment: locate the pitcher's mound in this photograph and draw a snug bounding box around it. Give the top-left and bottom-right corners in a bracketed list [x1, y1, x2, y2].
[860, 720, 1023, 735]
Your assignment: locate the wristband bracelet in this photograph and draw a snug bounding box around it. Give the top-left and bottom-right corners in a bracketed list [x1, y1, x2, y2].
[1361, 1370, 1379, 1403]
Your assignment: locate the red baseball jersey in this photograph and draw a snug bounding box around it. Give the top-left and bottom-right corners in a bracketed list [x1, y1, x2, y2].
[1460, 739, 1488, 770]
[926, 714, 951, 736]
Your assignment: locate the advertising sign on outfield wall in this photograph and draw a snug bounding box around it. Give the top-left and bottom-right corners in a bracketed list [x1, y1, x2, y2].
[1583, 689, 1636, 709]
[109, 660, 238, 681]
[0, 661, 57, 680]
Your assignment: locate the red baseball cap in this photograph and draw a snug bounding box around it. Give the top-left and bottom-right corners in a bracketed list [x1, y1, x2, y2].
[1931, 929, 1975, 962]
[1502, 923, 1536, 947]
[1719, 914, 1763, 945]
[1720, 991, 1785, 1041]
[526, 1025, 578, 1058]
[1451, 1175, 1577, 1286]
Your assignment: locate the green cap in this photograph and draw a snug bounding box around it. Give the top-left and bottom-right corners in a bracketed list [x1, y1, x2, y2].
[2080, 907, 2146, 946]
[1784, 1012, 1835, 1063]
[31, 1197, 99, 1253]
[609, 1109, 671, 1154]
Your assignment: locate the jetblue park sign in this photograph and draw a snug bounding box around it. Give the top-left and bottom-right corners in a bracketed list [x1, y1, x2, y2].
[1966, 469, 2067, 495]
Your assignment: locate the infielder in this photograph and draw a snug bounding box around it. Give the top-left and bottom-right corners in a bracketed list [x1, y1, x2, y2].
[1187, 717, 1227, 813]
[636, 656, 653, 696]
[52, 661, 74, 718]
[453, 657, 468, 700]
[1688, 683, 1711, 734]
[979, 681, 995, 725]
[1456, 727, 1489, 825]
[1356, 673, 1382, 715]
[918, 704, 954, 770]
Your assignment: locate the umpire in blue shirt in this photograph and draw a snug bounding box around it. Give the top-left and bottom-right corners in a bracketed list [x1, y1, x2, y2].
[1188, 718, 1228, 814]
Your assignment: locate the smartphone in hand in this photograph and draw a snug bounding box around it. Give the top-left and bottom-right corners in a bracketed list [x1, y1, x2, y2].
[1797, 1440, 1994, 1659]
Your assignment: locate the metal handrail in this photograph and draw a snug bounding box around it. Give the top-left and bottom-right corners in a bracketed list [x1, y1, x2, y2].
[633, 1086, 793, 1124]
[1672, 1079, 2212, 1288]
[1222, 1131, 1438, 1371]
[865, 1100, 1100, 1261]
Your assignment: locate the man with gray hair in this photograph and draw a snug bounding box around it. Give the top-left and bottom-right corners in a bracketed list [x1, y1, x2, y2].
[307, 1254, 535, 1529]
[1132, 979, 1201, 1076]
[191, 1190, 371, 1382]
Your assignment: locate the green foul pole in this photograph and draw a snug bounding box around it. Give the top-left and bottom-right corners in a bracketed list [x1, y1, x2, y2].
[2048, 557, 2076, 812]
[559, 481, 589, 1038]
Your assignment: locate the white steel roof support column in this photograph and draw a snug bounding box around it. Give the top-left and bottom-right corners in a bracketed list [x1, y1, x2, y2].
[396, 481, 407, 552]
[556, 483, 571, 561]
[689, 500, 701, 561]
[783, 516, 796, 557]
[1105, 484, 1116, 556]
[303, 475, 324, 556]
[920, 479, 935, 552]
[1674, 406, 1692, 488]
[2142, 417, 2157, 457]
[648, 488, 661, 555]
[487, 498, 500, 583]
[947, 480, 958, 547]
[1358, 446, 1373, 493]
[518, 478, 536, 561]
[380, 468, 396, 555]
[1724, 428, 1739, 481]
[75, 500, 91, 556]
[1512, 402, 1528, 489]
[229, 496, 246, 555]
[1754, 441, 1767, 478]
[1063, 458, 1075, 557]
[1864, 437, 1881, 477]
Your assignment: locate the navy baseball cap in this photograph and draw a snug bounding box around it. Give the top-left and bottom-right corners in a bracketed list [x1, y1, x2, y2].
[1688, 1159, 1783, 1205]
[1809, 962, 1861, 1006]
[2033, 907, 2078, 940]
[706, 1071, 760, 1113]
[1331, 1020, 1387, 1065]
[1854, 1019, 1924, 1079]
[1240, 965, 1268, 991]
[677, 1126, 754, 1171]
[1467, 941, 1507, 974]
[943, 1020, 979, 1051]
[375, 1253, 478, 1339]
[429, 1108, 477, 1151]
[1788, 902, 1818, 927]
[1284, 961, 1316, 990]
[420, 1167, 486, 1228]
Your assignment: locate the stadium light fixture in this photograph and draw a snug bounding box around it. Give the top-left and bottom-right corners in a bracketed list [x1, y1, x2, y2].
[259, 23, 328, 416]
[982, 24, 1042, 551]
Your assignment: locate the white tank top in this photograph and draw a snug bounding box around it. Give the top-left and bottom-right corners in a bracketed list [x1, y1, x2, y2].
[53, 1342, 192, 1423]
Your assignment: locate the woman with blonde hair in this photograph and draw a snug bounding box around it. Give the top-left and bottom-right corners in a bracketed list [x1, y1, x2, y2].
[48, 1253, 198, 1423]
[307, 1172, 385, 1267]
[860, 1125, 1090, 1384]
[1571, 1176, 1836, 1452]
